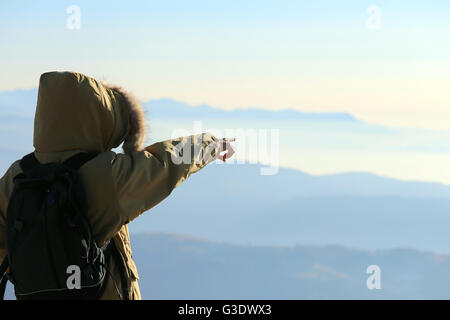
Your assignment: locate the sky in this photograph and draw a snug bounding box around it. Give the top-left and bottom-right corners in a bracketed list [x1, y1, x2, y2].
[0, 0, 450, 130]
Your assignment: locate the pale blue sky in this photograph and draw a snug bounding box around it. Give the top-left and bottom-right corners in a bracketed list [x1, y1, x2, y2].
[1, 1, 450, 129]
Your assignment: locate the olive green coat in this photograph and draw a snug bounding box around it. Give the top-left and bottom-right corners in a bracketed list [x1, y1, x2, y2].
[0, 71, 220, 299]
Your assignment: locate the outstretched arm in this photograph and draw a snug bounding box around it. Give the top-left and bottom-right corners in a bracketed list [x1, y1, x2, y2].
[111, 133, 235, 225]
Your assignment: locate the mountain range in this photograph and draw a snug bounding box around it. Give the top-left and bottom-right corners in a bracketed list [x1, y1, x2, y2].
[2, 88, 450, 299]
[144, 98, 357, 121]
[129, 162, 450, 253]
[0, 89, 357, 121]
[4, 232, 450, 300]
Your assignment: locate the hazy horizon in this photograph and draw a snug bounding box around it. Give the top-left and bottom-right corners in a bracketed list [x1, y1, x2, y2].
[4, 88, 450, 185]
[1, 1, 450, 130]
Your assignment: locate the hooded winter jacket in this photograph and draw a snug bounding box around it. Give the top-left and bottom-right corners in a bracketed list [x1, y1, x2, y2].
[0, 71, 221, 299]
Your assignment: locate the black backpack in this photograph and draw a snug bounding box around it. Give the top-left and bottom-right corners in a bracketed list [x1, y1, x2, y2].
[0, 152, 124, 300]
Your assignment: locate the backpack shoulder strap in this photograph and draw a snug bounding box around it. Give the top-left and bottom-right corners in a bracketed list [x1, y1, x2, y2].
[63, 152, 99, 171]
[19, 153, 40, 172]
[19, 151, 98, 173]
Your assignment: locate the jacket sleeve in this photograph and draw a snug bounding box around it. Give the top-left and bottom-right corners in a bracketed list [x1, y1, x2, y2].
[111, 132, 221, 224]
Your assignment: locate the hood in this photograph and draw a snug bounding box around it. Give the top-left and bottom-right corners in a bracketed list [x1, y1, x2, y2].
[33, 71, 146, 154]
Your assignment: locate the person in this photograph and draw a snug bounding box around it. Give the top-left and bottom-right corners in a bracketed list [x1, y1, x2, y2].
[0, 71, 235, 299]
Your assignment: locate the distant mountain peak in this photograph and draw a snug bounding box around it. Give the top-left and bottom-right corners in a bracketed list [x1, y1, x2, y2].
[0, 90, 358, 121]
[144, 98, 357, 121]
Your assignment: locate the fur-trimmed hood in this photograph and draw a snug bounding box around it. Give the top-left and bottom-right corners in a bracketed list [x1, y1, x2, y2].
[102, 83, 146, 154]
[33, 71, 146, 154]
